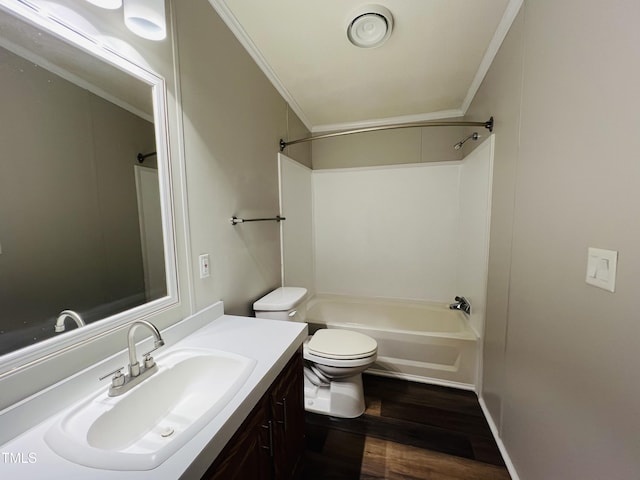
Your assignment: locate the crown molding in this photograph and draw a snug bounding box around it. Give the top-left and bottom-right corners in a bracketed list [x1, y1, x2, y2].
[206, 0, 313, 130]
[460, 0, 524, 113]
[207, 0, 523, 132]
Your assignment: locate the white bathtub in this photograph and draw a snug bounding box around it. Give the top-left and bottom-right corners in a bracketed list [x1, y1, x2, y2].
[304, 294, 478, 389]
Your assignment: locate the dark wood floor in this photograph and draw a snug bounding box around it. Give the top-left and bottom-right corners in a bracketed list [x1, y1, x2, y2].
[302, 375, 510, 480]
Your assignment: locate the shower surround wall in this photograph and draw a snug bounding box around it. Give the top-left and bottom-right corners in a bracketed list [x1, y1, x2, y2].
[280, 138, 494, 338]
[314, 163, 460, 301]
[279, 154, 314, 291]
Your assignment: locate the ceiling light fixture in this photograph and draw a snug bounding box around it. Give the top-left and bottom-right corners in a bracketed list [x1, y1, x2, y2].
[85, 0, 122, 9]
[123, 0, 166, 41]
[347, 5, 393, 48]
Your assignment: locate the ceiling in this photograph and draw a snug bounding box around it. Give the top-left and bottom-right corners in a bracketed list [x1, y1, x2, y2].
[207, 0, 522, 133]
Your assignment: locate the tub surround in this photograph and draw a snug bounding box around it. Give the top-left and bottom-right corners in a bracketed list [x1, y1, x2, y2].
[281, 139, 494, 338]
[0, 303, 307, 479]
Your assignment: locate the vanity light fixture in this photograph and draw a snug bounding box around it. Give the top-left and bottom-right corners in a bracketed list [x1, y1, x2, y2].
[84, 0, 166, 41]
[85, 0, 123, 9]
[123, 0, 166, 41]
[347, 4, 393, 48]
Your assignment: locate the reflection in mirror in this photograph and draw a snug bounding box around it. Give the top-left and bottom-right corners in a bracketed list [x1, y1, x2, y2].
[0, 3, 171, 359]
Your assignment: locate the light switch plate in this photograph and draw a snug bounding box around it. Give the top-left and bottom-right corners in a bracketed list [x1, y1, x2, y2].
[586, 247, 617, 292]
[199, 254, 210, 278]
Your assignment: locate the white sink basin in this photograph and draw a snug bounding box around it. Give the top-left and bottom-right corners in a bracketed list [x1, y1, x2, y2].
[44, 347, 256, 471]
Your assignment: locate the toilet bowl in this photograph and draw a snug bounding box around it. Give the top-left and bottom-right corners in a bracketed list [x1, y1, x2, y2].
[253, 287, 377, 418]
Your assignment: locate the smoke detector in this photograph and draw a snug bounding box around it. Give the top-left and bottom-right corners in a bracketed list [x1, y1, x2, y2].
[347, 5, 394, 48]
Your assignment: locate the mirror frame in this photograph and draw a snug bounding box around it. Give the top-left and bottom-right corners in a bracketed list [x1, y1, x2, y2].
[0, 0, 179, 378]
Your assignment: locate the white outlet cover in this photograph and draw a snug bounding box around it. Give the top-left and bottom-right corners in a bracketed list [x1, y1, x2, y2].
[586, 247, 617, 292]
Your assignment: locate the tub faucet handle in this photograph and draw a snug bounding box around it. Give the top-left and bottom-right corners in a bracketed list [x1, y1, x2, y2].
[449, 296, 471, 315]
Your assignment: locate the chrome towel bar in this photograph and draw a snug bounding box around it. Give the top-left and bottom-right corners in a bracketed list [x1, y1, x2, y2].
[230, 215, 286, 225]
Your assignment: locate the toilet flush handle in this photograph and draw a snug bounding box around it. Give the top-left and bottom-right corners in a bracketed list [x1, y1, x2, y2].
[288, 310, 297, 317]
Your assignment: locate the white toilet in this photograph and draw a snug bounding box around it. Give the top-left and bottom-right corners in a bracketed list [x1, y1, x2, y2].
[253, 287, 377, 418]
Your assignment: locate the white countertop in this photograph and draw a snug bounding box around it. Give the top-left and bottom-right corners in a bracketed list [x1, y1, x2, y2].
[0, 303, 308, 479]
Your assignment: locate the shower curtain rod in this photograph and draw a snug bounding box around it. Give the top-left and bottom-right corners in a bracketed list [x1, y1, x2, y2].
[279, 116, 493, 152]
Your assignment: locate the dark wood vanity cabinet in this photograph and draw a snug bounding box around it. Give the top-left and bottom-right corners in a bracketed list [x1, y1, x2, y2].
[202, 394, 272, 480]
[203, 350, 305, 480]
[270, 350, 305, 480]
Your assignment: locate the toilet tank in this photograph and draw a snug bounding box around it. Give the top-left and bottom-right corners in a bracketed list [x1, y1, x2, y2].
[253, 287, 308, 322]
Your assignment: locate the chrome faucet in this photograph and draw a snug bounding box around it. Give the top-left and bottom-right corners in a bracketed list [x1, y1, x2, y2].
[54, 310, 85, 332]
[99, 320, 165, 397]
[449, 296, 471, 315]
[127, 320, 164, 377]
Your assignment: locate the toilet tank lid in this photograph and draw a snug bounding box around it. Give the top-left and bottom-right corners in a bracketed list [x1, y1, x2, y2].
[253, 287, 308, 311]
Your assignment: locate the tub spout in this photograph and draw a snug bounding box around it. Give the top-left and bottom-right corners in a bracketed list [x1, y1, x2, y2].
[449, 296, 471, 315]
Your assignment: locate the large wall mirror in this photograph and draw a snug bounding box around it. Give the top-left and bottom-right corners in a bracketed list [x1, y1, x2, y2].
[0, 1, 178, 372]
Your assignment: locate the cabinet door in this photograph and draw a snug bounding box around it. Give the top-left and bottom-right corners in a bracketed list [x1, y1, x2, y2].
[203, 396, 273, 480]
[270, 351, 305, 480]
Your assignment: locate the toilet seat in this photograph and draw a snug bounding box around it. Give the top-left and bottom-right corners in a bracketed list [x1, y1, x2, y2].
[306, 329, 377, 361]
[304, 346, 376, 369]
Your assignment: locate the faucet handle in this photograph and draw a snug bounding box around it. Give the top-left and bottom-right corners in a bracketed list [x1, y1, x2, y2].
[99, 366, 125, 387]
[143, 353, 156, 369]
[142, 342, 163, 367]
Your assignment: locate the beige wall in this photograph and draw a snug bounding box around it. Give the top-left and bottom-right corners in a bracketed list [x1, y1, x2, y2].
[464, 6, 525, 437]
[173, 0, 310, 316]
[466, 1, 640, 478]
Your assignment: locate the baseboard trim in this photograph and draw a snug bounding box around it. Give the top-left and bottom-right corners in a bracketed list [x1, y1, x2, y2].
[478, 396, 520, 480]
